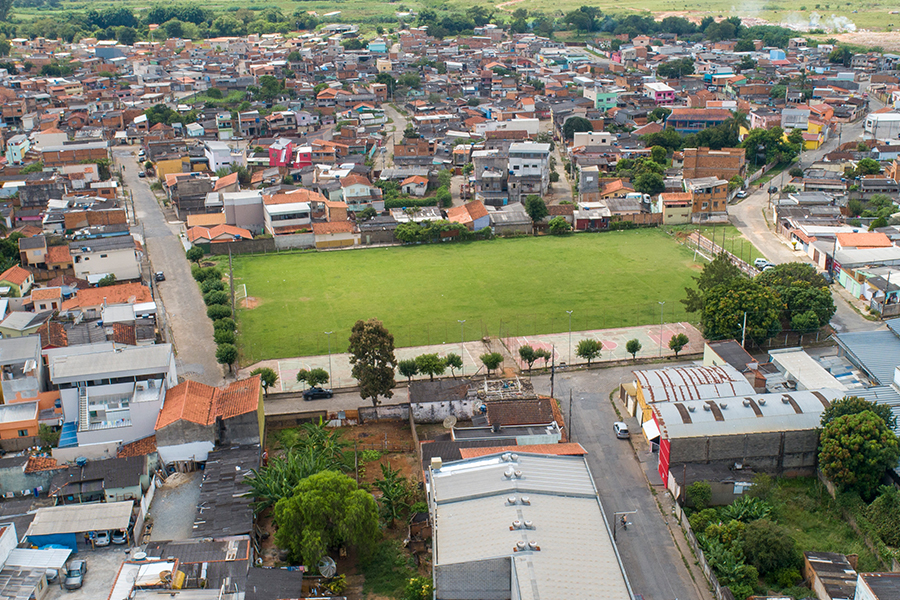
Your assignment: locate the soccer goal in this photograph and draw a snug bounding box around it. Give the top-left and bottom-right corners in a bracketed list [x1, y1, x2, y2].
[234, 284, 247, 303]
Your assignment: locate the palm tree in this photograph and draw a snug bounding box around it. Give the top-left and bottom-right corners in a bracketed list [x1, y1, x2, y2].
[726, 111, 749, 143]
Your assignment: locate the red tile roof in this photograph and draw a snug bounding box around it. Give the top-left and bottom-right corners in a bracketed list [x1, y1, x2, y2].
[837, 232, 892, 248]
[459, 443, 587, 459]
[213, 171, 239, 191]
[312, 221, 354, 235]
[263, 189, 326, 205]
[156, 376, 261, 430]
[45, 245, 72, 265]
[117, 435, 157, 458]
[0, 265, 32, 286]
[25, 456, 64, 473]
[61, 282, 152, 311]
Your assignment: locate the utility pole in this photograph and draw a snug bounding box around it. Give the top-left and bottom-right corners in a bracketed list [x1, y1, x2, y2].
[325, 331, 333, 386]
[741, 311, 748, 348]
[658, 302, 665, 357]
[550, 344, 555, 400]
[568, 389, 574, 442]
[458, 320, 466, 376]
[566, 310, 573, 365]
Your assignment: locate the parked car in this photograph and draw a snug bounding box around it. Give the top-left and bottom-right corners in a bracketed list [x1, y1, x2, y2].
[821, 271, 834, 285]
[768, 186, 778, 194]
[154, 271, 165, 282]
[94, 530, 110, 547]
[138, 171, 146, 178]
[112, 529, 128, 545]
[137, 150, 145, 158]
[45, 569, 59, 584]
[613, 422, 630, 439]
[64, 560, 87, 590]
[735, 190, 747, 199]
[303, 387, 334, 400]
[754, 258, 771, 269]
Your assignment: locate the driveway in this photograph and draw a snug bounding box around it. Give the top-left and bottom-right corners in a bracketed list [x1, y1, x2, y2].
[113, 148, 223, 386]
[45, 544, 131, 600]
[532, 368, 713, 600]
[382, 103, 408, 167]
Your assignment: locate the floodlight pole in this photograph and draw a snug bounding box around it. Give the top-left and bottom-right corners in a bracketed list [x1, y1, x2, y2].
[458, 320, 466, 376]
[613, 510, 637, 542]
[325, 331, 333, 385]
[658, 302, 665, 357]
[566, 310, 573, 365]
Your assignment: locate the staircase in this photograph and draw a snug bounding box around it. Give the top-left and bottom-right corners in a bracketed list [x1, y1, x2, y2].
[77, 387, 89, 432]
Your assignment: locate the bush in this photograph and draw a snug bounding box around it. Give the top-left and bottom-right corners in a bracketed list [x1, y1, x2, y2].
[214, 328, 235, 345]
[689, 508, 720, 533]
[192, 266, 222, 283]
[773, 567, 801, 588]
[741, 519, 800, 576]
[867, 486, 900, 547]
[207, 304, 232, 320]
[203, 290, 230, 306]
[201, 279, 226, 294]
[214, 318, 237, 332]
[686, 481, 712, 509]
[549, 171, 560, 182]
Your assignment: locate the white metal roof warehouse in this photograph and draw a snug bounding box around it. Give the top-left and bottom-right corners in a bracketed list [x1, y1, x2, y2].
[25, 501, 132, 536]
[428, 452, 632, 600]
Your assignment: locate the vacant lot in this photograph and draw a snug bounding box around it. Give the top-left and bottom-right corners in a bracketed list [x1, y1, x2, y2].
[230, 230, 700, 363]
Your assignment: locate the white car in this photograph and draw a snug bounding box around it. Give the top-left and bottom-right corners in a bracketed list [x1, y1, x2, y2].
[754, 258, 772, 269]
[94, 530, 110, 547]
[735, 190, 748, 199]
[614, 422, 630, 439]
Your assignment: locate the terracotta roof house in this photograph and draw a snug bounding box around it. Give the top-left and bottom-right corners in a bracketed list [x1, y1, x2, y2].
[187, 224, 254, 244]
[44, 245, 73, 271]
[155, 375, 263, 464]
[60, 282, 152, 317]
[836, 232, 893, 249]
[0, 265, 34, 297]
[447, 201, 490, 231]
[31, 287, 62, 312]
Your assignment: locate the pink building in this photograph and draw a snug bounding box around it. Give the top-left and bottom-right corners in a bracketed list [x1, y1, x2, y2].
[644, 82, 675, 106]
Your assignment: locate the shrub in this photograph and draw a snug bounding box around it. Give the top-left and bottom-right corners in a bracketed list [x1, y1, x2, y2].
[201, 279, 226, 294]
[686, 481, 712, 509]
[203, 290, 230, 306]
[720, 496, 772, 522]
[689, 508, 720, 533]
[773, 567, 801, 588]
[214, 328, 235, 345]
[214, 318, 237, 332]
[207, 304, 231, 320]
[741, 519, 800, 576]
[867, 486, 900, 546]
[193, 266, 222, 283]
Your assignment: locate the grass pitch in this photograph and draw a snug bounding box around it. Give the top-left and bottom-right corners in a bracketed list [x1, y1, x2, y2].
[229, 229, 703, 364]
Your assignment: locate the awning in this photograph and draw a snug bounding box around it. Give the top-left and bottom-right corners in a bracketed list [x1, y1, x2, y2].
[642, 418, 661, 440]
[4, 548, 71, 570]
[26, 501, 133, 536]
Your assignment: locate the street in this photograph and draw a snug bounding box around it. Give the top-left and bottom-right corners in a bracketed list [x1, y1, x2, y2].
[729, 91, 886, 333]
[114, 148, 223, 386]
[533, 368, 712, 600]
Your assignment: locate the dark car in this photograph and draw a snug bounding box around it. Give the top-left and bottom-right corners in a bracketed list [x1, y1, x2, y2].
[154, 271, 165, 282]
[303, 387, 334, 400]
[768, 186, 778, 194]
[138, 171, 146, 178]
[64, 560, 87, 590]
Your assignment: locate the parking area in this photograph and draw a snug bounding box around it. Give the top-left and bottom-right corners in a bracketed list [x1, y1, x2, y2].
[45, 544, 131, 600]
[148, 471, 201, 542]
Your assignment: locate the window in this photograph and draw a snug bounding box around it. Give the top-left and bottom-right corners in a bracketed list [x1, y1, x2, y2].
[17, 429, 29, 437]
[100, 254, 107, 259]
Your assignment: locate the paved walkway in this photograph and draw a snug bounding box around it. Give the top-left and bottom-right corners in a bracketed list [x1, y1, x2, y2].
[114, 148, 223, 386]
[240, 322, 703, 392]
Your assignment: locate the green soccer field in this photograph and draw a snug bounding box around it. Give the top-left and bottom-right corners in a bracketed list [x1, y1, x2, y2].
[229, 230, 705, 364]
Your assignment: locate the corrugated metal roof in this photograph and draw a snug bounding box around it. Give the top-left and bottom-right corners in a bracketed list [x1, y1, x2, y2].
[634, 364, 755, 402]
[832, 330, 900, 385]
[652, 389, 842, 439]
[4, 548, 71, 570]
[430, 453, 631, 600]
[849, 385, 900, 436]
[887, 317, 900, 338]
[25, 501, 132, 536]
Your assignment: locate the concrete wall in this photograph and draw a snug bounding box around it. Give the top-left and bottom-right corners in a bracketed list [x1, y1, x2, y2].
[435, 557, 511, 600]
[52, 439, 120, 463]
[156, 421, 215, 451]
[157, 440, 215, 464]
[0, 464, 59, 497]
[670, 429, 819, 476]
[359, 404, 409, 423]
[411, 399, 475, 424]
[208, 238, 276, 255]
[274, 233, 315, 250]
[217, 412, 260, 446]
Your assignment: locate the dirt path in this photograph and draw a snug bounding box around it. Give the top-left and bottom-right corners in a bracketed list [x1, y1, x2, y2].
[496, 0, 525, 11]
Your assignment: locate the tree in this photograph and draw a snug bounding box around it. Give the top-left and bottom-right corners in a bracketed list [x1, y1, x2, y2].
[38, 423, 59, 448]
[273, 470, 379, 566]
[791, 310, 820, 335]
[741, 519, 800, 576]
[216, 344, 238, 373]
[789, 167, 804, 178]
[404, 577, 435, 600]
[650, 145, 667, 164]
[186, 246, 204, 264]
[204, 290, 229, 306]
[444, 353, 463, 377]
[480, 352, 503, 375]
[626, 339, 642, 360]
[702, 278, 782, 344]
[214, 329, 235, 345]
[98, 274, 117, 287]
[633, 172, 665, 195]
[686, 480, 711, 509]
[524, 195, 548, 231]
[548, 216, 572, 235]
[0, 0, 12, 22]
[398, 359, 418, 384]
[668, 333, 689, 358]
[821, 395, 897, 430]
[518, 345, 538, 371]
[682, 252, 744, 313]
[250, 367, 278, 396]
[856, 157, 881, 175]
[297, 368, 329, 389]
[657, 58, 695, 79]
[415, 353, 446, 381]
[164, 19, 184, 39]
[403, 124, 419, 139]
[576, 339, 602, 366]
[117, 26, 137, 46]
[563, 116, 593, 141]
[348, 319, 397, 406]
[819, 411, 900, 499]
[756, 262, 835, 329]
[359, 206, 377, 221]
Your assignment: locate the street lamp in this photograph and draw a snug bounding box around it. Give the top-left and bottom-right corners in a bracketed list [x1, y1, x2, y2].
[613, 510, 637, 542]
[325, 331, 333, 386]
[458, 320, 466, 376]
[658, 302, 665, 357]
[565, 310, 573, 365]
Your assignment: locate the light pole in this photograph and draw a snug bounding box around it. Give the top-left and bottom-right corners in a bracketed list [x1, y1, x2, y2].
[325, 331, 333, 386]
[658, 302, 665, 357]
[458, 320, 466, 376]
[613, 510, 637, 542]
[566, 310, 573, 365]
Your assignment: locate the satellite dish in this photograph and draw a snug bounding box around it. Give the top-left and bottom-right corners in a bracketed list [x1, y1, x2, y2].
[318, 556, 337, 578]
[443, 416, 458, 429]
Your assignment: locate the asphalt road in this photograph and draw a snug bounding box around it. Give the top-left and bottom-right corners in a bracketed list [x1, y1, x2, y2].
[533, 367, 712, 600]
[113, 148, 223, 386]
[729, 93, 886, 333]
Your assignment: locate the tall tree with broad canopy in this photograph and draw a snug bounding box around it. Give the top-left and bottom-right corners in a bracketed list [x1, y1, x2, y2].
[524, 195, 548, 231]
[397, 359, 418, 384]
[273, 470, 379, 566]
[348, 319, 397, 406]
[682, 252, 744, 313]
[819, 411, 900, 499]
[250, 367, 278, 396]
[414, 353, 446, 381]
[444, 353, 463, 377]
[563, 116, 593, 140]
[668, 333, 690, 357]
[297, 368, 329, 389]
[701, 278, 782, 345]
[821, 396, 898, 430]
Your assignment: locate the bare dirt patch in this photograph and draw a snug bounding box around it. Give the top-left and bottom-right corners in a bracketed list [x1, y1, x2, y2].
[834, 31, 900, 52]
[241, 296, 259, 309]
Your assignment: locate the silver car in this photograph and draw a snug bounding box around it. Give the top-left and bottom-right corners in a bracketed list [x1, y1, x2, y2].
[64, 560, 87, 590]
[614, 422, 630, 439]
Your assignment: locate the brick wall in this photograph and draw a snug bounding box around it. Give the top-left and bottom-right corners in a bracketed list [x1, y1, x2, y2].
[682, 147, 747, 181]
